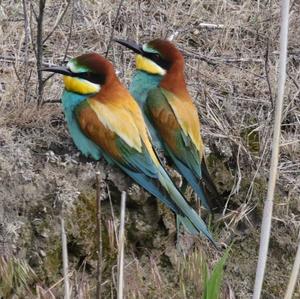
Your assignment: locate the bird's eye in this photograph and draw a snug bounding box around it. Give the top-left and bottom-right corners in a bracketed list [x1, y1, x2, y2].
[153, 53, 160, 60]
[149, 53, 160, 60]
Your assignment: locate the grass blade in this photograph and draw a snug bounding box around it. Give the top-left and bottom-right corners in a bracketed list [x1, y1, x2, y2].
[203, 247, 230, 299]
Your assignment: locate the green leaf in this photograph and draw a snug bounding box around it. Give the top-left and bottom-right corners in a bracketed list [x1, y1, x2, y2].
[203, 247, 230, 299]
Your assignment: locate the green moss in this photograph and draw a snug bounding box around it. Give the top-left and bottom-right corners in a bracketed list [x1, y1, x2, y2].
[68, 192, 117, 259]
[240, 128, 260, 155]
[43, 241, 62, 283]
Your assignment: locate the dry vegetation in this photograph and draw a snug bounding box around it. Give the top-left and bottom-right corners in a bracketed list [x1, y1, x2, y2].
[0, 0, 299, 298]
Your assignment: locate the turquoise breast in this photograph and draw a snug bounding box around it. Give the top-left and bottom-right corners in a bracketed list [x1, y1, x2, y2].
[129, 70, 163, 149]
[61, 90, 102, 160]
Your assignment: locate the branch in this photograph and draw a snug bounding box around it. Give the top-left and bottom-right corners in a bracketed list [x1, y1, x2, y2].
[197, 22, 224, 29]
[117, 192, 126, 299]
[61, 216, 70, 299]
[30, 1, 38, 21]
[105, 0, 124, 58]
[62, 0, 74, 63]
[36, 0, 47, 106]
[264, 39, 274, 106]
[12, 63, 22, 84]
[253, 1, 290, 298]
[0, 55, 53, 67]
[284, 233, 300, 299]
[96, 172, 105, 299]
[43, 0, 72, 44]
[42, 99, 61, 104]
[43, 0, 74, 87]
[182, 48, 263, 66]
[29, 1, 37, 57]
[22, 0, 31, 102]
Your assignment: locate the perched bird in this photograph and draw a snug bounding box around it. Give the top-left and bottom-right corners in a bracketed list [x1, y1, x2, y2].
[42, 53, 216, 245]
[115, 39, 222, 212]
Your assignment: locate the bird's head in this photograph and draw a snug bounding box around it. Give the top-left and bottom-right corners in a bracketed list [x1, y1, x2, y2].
[114, 38, 184, 76]
[42, 53, 115, 94]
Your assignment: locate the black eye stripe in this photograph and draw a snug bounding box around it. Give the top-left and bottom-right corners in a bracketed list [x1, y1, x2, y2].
[75, 72, 105, 84]
[147, 53, 160, 60]
[151, 53, 160, 59]
[144, 53, 170, 70]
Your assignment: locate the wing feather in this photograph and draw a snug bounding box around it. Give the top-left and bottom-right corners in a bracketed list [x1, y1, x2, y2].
[74, 92, 216, 239]
[75, 99, 181, 213]
[146, 87, 202, 177]
[160, 88, 204, 154]
[88, 98, 142, 152]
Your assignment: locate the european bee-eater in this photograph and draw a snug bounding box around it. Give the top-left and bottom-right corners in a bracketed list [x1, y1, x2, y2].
[42, 53, 217, 245]
[115, 39, 222, 212]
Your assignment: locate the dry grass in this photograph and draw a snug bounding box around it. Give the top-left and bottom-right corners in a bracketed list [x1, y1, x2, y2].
[0, 256, 37, 297]
[0, 0, 299, 298]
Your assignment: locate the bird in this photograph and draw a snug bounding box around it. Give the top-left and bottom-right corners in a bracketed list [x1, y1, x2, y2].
[114, 38, 222, 213]
[42, 53, 217, 246]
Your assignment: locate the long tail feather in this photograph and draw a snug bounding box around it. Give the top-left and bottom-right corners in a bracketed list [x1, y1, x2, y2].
[117, 161, 216, 245]
[157, 165, 217, 246]
[201, 159, 225, 211]
[164, 143, 224, 212]
[164, 145, 212, 210]
[116, 164, 180, 214]
[107, 146, 216, 244]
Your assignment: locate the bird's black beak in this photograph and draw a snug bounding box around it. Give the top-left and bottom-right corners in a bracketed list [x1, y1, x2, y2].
[42, 66, 105, 84]
[114, 38, 170, 71]
[113, 38, 144, 55]
[41, 66, 75, 77]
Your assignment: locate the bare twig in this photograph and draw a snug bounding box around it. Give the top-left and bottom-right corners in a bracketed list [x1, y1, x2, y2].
[22, 0, 31, 102]
[117, 191, 126, 299]
[107, 183, 118, 247]
[61, 216, 70, 299]
[62, 0, 74, 63]
[264, 39, 274, 106]
[43, 271, 74, 294]
[197, 22, 224, 29]
[36, 0, 46, 105]
[30, 1, 38, 21]
[0, 55, 56, 68]
[36, 285, 56, 299]
[43, 99, 61, 104]
[253, 1, 290, 298]
[183, 48, 264, 66]
[284, 232, 300, 299]
[287, 70, 300, 90]
[105, 0, 124, 58]
[12, 63, 22, 85]
[42, 0, 74, 86]
[29, 1, 37, 56]
[96, 172, 104, 299]
[43, 0, 71, 44]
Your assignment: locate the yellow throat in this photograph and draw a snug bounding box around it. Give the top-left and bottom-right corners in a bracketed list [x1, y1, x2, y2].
[135, 54, 166, 76]
[63, 76, 100, 94]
